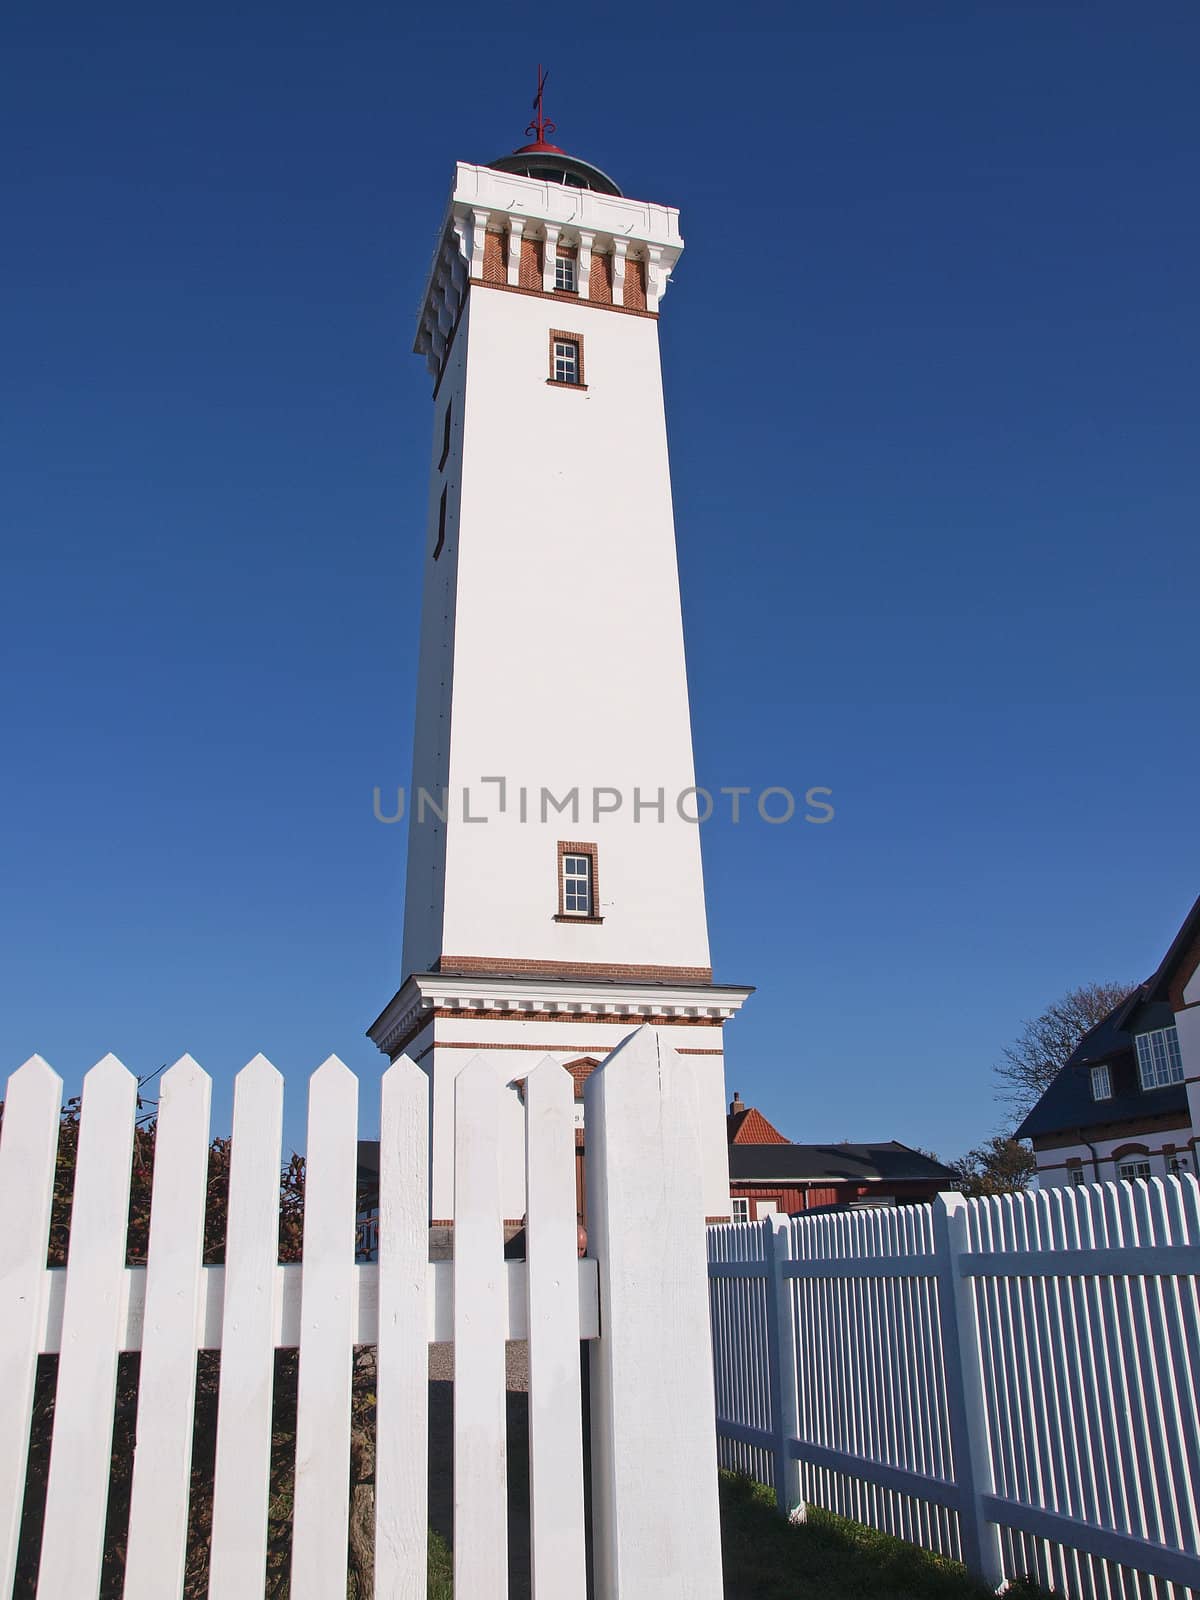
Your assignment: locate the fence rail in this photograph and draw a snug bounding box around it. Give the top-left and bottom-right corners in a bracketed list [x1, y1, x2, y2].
[709, 1183, 1200, 1600]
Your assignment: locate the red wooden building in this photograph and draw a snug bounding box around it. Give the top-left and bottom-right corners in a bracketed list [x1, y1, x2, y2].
[725, 1093, 957, 1221]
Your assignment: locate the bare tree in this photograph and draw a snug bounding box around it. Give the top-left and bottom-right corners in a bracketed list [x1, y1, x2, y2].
[995, 980, 1135, 1119]
[950, 1136, 1036, 1197]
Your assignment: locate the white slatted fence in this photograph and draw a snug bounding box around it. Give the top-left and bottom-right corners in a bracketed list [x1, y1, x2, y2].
[0, 1026, 723, 1598]
[709, 1183, 1200, 1600]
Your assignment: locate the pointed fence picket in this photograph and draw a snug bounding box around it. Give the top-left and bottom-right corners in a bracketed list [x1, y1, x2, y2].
[0, 1056, 62, 1597]
[208, 1053, 286, 1597]
[0, 1027, 726, 1599]
[453, 1055, 510, 1600]
[524, 1058, 587, 1600]
[37, 1055, 139, 1599]
[291, 1056, 359, 1599]
[374, 1054, 430, 1600]
[123, 1056, 212, 1599]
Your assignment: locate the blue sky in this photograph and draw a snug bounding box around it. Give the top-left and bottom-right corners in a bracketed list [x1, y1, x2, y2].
[3, 2, 1197, 1160]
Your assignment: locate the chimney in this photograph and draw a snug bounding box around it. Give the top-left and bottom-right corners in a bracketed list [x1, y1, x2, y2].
[729, 1092, 745, 1115]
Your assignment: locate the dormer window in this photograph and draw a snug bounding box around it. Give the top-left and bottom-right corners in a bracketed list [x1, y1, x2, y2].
[1090, 1064, 1113, 1101]
[1135, 1026, 1184, 1090]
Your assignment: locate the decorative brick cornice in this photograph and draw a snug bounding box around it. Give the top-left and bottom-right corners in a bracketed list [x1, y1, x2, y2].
[415, 161, 682, 384]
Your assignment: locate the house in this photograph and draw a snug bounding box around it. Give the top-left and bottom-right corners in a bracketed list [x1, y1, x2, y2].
[1015, 894, 1200, 1188]
[725, 1093, 958, 1220]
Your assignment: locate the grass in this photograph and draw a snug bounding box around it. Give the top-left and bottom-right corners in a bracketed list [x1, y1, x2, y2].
[426, 1476, 1051, 1598]
[718, 1473, 1047, 1600]
[427, 1527, 454, 1599]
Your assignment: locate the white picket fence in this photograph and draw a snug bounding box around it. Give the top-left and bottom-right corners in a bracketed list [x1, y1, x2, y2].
[0, 1024, 724, 1599]
[709, 1184, 1200, 1600]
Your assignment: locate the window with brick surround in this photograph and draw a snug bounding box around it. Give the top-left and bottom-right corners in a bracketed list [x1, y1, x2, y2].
[550, 332, 583, 386]
[556, 841, 600, 920]
[433, 486, 447, 561]
[555, 253, 577, 292]
[438, 402, 452, 471]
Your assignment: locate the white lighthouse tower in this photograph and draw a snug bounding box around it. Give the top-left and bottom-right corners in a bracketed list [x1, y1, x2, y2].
[368, 81, 752, 1221]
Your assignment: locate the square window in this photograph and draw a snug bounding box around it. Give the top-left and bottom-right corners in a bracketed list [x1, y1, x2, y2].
[730, 1198, 750, 1224]
[555, 255, 577, 293]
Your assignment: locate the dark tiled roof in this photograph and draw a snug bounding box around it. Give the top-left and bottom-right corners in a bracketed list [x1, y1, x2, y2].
[1015, 994, 1182, 1140]
[1143, 892, 1200, 1005]
[728, 1141, 956, 1184]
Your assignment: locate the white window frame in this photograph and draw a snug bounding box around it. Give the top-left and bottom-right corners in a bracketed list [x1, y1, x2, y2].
[1069, 1167, 1087, 1186]
[1090, 1064, 1113, 1100]
[1135, 1026, 1184, 1090]
[555, 254, 577, 293]
[561, 853, 592, 916]
[553, 339, 579, 385]
[1118, 1158, 1153, 1183]
[730, 1197, 750, 1224]
[1168, 1151, 1190, 1176]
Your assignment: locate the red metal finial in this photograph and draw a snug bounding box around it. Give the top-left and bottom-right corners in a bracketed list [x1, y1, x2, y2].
[525, 64, 557, 146]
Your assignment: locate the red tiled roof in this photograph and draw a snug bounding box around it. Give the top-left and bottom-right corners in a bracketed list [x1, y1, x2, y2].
[728, 1106, 789, 1145]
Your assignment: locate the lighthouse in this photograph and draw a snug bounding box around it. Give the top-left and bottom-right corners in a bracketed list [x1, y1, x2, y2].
[368, 78, 752, 1222]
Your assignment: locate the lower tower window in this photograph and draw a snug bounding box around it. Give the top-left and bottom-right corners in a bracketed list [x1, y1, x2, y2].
[549, 330, 585, 387]
[562, 854, 591, 914]
[556, 841, 600, 920]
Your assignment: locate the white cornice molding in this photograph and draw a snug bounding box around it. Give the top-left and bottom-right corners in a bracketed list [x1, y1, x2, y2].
[414, 161, 684, 373]
[367, 972, 752, 1057]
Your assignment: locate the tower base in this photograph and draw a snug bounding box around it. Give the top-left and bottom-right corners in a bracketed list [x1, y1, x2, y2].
[367, 970, 752, 1221]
